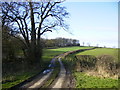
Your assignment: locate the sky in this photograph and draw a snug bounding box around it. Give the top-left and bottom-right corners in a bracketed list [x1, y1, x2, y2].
[42, 1, 118, 48]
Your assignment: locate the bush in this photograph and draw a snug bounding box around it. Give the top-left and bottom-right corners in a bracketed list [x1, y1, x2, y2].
[96, 55, 118, 76]
[75, 55, 97, 72]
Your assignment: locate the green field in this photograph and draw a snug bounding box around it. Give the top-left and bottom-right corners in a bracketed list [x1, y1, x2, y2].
[42, 46, 93, 61]
[74, 72, 118, 88]
[46, 46, 93, 52]
[2, 46, 93, 88]
[76, 48, 118, 61]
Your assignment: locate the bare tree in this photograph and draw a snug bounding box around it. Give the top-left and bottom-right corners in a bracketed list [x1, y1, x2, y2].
[2, 1, 69, 64]
[87, 43, 90, 47]
[83, 42, 84, 46]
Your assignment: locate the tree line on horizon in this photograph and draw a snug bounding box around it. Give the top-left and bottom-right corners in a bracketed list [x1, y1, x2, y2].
[41, 37, 80, 48]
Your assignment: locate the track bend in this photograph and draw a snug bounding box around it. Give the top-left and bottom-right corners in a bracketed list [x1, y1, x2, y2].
[13, 48, 95, 89]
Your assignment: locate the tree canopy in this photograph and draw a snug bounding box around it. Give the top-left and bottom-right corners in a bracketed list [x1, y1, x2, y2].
[2, 1, 69, 64]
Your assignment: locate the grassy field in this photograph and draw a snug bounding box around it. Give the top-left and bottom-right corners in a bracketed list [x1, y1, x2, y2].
[2, 46, 93, 88]
[42, 46, 93, 62]
[76, 48, 118, 61]
[46, 46, 93, 52]
[74, 72, 118, 88]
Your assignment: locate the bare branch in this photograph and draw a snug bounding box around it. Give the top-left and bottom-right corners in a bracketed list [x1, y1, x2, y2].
[40, 24, 56, 35]
[40, 29, 52, 35]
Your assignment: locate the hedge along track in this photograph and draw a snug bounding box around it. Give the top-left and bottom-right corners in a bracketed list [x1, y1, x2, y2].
[11, 48, 95, 89]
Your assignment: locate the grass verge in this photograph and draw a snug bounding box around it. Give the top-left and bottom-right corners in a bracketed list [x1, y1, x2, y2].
[74, 72, 118, 88]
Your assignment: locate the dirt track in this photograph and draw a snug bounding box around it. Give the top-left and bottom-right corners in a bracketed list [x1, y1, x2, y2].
[19, 50, 76, 88]
[20, 58, 56, 88]
[20, 55, 67, 88]
[11, 48, 95, 89]
[52, 58, 66, 88]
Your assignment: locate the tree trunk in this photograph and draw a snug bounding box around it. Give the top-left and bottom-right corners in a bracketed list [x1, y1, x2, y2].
[36, 38, 43, 65]
[29, 2, 37, 64]
[29, 2, 43, 65]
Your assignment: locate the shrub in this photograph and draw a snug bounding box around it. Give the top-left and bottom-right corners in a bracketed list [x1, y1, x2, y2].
[96, 55, 118, 76]
[75, 55, 97, 72]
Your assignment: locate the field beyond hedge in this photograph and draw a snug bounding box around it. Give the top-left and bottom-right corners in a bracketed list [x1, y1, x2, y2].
[76, 48, 118, 62]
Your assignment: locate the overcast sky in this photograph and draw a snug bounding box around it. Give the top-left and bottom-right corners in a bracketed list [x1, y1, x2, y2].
[42, 1, 118, 48]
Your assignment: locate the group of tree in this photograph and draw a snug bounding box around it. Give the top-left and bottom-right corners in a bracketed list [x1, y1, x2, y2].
[2, 1, 69, 65]
[2, 25, 25, 62]
[41, 37, 80, 47]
